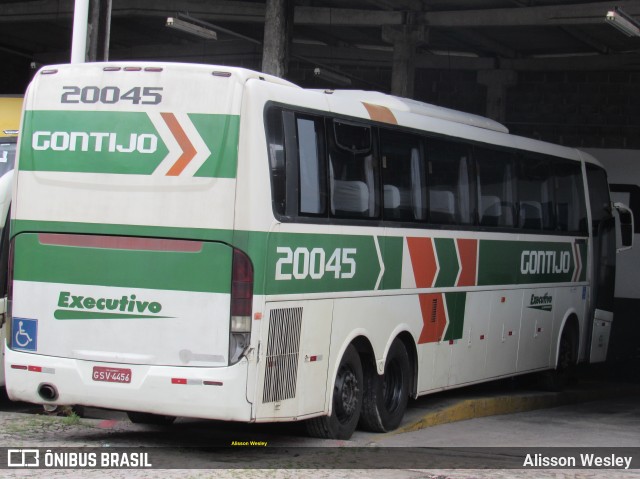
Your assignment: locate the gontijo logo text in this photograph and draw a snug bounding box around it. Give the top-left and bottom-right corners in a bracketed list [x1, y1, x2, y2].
[32, 131, 158, 154]
[55, 291, 169, 320]
[520, 250, 571, 275]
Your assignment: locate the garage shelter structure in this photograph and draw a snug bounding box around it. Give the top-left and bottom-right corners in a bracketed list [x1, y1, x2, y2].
[2, 0, 640, 438]
[1, 0, 640, 149]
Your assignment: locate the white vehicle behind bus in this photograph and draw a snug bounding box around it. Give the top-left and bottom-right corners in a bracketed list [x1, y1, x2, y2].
[0, 95, 22, 386]
[5, 63, 632, 438]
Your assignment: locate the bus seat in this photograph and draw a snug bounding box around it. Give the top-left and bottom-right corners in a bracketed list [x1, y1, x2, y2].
[557, 202, 569, 231]
[333, 180, 369, 213]
[519, 201, 542, 230]
[481, 195, 502, 226]
[383, 184, 401, 209]
[429, 189, 455, 223]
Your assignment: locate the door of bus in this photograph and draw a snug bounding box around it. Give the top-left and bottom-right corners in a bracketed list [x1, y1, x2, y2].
[587, 164, 617, 363]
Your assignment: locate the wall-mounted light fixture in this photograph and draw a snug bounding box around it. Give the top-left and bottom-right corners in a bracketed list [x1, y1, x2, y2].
[605, 7, 640, 37]
[166, 17, 217, 40]
[313, 67, 352, 86]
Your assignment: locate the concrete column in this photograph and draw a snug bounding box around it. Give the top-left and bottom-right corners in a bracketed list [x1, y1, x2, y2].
[87, 0, 112, 61]
[477, 69, 518, 123]
[261, 0, 293, 78]
[383, 25, 428, 98]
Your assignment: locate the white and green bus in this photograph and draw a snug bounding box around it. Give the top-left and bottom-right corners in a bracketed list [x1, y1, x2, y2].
[5, 63, 632, 439]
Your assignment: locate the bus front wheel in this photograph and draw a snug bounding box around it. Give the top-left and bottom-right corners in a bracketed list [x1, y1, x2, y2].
[359, 339, 410, 432]
[540, 326, 576, 392]
[306, 344, 363, 440]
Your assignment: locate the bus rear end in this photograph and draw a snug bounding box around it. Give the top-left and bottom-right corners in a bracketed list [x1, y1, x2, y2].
[5, 63, 262, 421]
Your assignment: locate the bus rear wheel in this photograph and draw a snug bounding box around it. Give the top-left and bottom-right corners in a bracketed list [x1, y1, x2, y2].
[306, 344, 363, 440]
[359, 339, 410, 432]
[127, 411, 176, 426]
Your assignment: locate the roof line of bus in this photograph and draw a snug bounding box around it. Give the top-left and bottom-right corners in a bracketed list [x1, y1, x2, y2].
[37, 62, 601, 168]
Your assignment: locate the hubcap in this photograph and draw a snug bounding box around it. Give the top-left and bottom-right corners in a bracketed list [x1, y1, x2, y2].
[334, 365, 359, 423]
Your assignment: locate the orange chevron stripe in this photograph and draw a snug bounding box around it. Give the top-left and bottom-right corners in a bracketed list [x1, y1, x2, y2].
[407, 237, 437, 288]
[456, 238, 478, 287]
[161, 112, 197, 176]
[362, 102, 397, 125]
[418, 293, 447, 344]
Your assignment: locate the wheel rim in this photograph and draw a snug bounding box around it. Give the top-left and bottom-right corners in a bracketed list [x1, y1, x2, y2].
[382, 357, 403, 413]
[334, 364, 359, 424]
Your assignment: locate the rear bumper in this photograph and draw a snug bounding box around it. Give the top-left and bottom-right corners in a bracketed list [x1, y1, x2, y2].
[4, 348, 253, 422]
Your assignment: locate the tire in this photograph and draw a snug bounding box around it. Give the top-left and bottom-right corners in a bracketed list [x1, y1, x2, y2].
[359, 339, 410, 432]
[540, 326, 576, 392]
[127, 411, 176, 426]
[306, 344, 363, 440]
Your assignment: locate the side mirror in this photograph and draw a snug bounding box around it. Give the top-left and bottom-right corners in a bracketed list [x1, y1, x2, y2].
[614, 202, 634, 252]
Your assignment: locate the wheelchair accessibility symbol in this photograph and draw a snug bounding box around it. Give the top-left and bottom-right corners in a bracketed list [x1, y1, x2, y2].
[11, 318, 38, 352]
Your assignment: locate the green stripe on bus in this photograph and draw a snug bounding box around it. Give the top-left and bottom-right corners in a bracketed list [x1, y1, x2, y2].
[19, 111, 239, 178]
[434, 238, 458, 288]
[190, 114, 239, 178]
[380, 236, 403, 290]
[13, 233, 233, 294]
[11, 220, 587, 295]
[443, 292, 466, 341]
[263, 232, 384, 294]
[477, 240, 579, 285]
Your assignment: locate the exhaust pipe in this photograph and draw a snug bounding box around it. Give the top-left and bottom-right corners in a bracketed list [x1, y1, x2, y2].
[37, 383, 58, 402]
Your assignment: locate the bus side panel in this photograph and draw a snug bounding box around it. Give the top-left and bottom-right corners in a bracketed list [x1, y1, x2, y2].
[254, 300, 332, 421]
[328, 294, 421, 403]
[485, 290, 522, 378]
[418, 341, 450, 393]
[517, 287, 555, 372]
[448, 292, 490, 386]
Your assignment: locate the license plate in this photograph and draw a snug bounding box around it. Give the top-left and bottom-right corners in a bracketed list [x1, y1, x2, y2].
[92, 366, 132, 384]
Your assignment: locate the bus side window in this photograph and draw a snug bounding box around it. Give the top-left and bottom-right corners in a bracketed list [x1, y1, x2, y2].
[296, 116, 327, 216]
[425, 138, 473, 226]
[379, 128, 425, 222]
[266, 107, 286, 217]
[517, 155, 555, 231]
[586, 164, 613, 232]
[475, 147, 516, 228]
[329, 120, 379, 219]
[555, 161, 588, 233]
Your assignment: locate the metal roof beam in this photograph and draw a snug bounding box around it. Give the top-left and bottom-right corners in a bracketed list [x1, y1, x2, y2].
[446, 29, 518, 58]
[421, 1, 640, 28]
[560, 26, 609, 54]
[5, 0, 640, 29]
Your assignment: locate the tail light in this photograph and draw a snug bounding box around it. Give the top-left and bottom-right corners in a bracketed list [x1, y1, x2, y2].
[229, 248, 253, 365]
